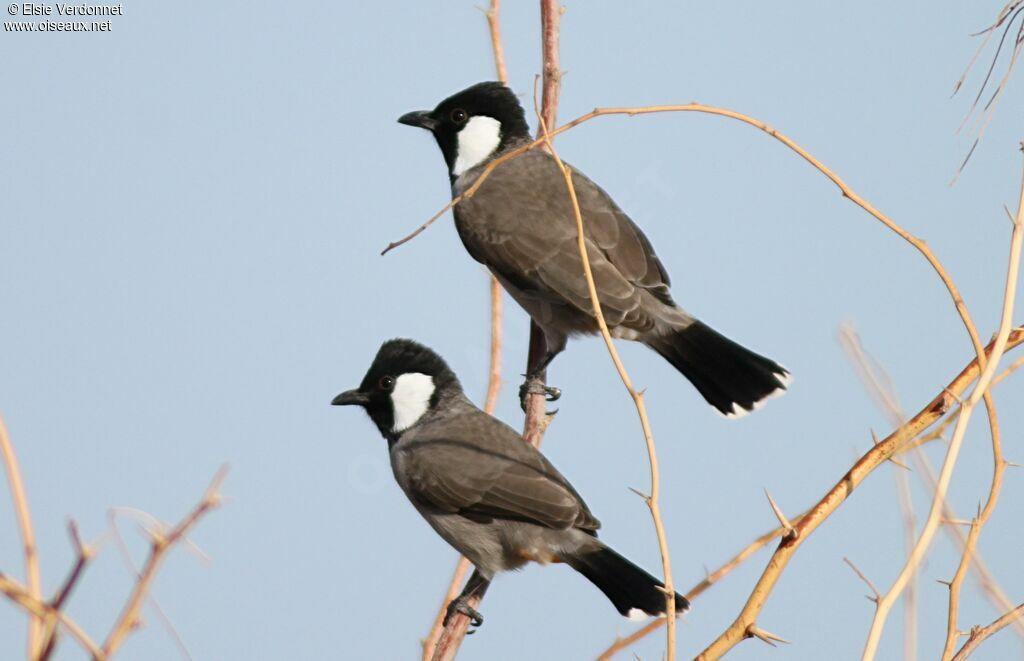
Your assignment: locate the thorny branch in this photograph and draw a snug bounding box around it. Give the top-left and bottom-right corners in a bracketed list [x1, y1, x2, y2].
[839, 326, 1024, 655]
[692, 328, 1024, 660]
[596, 511, 809, 659]
[951, 603, 1024, 660]
[860, 148, 1024, 661]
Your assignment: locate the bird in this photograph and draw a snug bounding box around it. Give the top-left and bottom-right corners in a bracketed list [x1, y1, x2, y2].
[331, 338, 690, 627]
[398, 81, 790, 418]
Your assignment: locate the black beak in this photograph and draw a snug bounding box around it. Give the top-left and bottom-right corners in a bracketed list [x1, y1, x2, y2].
[398, 110, 438, 131]
[332, 389, 369, 406]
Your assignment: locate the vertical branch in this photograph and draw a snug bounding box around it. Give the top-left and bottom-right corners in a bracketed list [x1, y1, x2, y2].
[483, 280, 504, 414]
[861, 149, 1024, 660]
[521, 0, 564, 448]
[483, 0, 507, 421]
[0, 414, 43, 657]
[485, 0, 509, 84]
[539, 0, 562, 134]
[535, 104, 677, 659]
[420, 3, 511, 659]
[430, 7, 564, 658]
[421, 558, 472, 661]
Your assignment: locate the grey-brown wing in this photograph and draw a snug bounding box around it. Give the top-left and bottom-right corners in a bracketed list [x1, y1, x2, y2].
[395, 414, 599, 532]
[454, 150, 676, 330]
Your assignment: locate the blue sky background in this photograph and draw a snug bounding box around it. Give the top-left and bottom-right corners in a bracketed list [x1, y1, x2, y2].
[2, 2, 1023, 659]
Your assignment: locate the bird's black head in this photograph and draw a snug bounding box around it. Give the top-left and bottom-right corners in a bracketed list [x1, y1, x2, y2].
[331, 339, 462, 439]
[398, 82, 531, 178]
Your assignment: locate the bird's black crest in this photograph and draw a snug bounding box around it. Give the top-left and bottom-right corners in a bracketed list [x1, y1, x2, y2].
[432, 82, 530, 138]
[359, 339, 460, 394]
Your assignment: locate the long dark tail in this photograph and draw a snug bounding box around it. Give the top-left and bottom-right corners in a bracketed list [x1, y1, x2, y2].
[646, 320, 790, 418]
[567, 544, 689, 619]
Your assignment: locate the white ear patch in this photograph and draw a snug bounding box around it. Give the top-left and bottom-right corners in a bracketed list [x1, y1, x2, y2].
[452, 115, 502, 176]
[390, 373, 436, 432]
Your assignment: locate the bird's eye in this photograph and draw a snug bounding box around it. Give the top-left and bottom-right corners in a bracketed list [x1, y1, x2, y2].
[450, 108, 468, 124]
[379, 375, 395, 391]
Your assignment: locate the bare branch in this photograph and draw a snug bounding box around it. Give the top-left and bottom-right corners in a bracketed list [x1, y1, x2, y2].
[100, 466, 228, 658]
[0, 573, 104, 660]
[951, 603, 1024, 660]
[38, 520, 94, 661]
[0, 414, 44, 657]
[843, 557, 881, 603]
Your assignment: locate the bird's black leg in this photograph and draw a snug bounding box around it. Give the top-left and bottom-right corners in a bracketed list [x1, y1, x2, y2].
[519, 326, 564, 412]
[443, 570, 490, 631]
[518, 350, 562, 412]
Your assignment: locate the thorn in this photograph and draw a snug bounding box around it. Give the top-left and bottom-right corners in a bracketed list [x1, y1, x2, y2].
[872, 430, 912, 470]
[942, 388, 964, 406]
[843, 557, 881, 601]
[937, 579, 953, 587]
[1005, 205, 1017, 226]
[1005, 460, 1022, 468]
[628, 486, 651, 502]
[943, 518, 974, 527]
[764, 489, 797, 539]
[703, 564, 711, 581]
[747, 624, 790, 646]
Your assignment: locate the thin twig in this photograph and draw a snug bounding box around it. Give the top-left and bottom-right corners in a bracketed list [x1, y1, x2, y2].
[843, 557, 881, 603]
[39, 520, 94, 661]
[861, 151, 1024, 660]
[0, 414, 44, 657]
[535, 88, 677, 660]
[951, 603, 1024, 660]
[100, 467, 228, 658]
[382, 103, 988, 369]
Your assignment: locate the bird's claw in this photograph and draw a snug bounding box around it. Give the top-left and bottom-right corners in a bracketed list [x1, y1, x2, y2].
[519, 377, 562, 412]
[443, 597, 484, 630]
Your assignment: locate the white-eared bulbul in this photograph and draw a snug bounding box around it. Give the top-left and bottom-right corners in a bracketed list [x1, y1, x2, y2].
[332, 339, 689, 627]
[399, 82, 790, 418]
